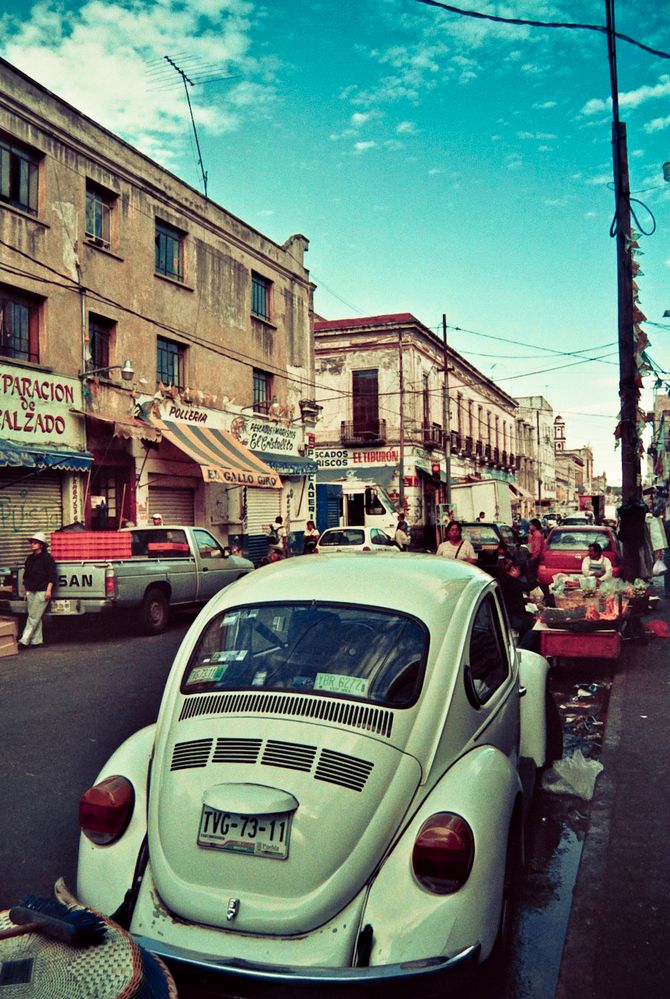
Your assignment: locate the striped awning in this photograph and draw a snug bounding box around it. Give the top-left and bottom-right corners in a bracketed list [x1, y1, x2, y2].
[154, 420, 282, 489]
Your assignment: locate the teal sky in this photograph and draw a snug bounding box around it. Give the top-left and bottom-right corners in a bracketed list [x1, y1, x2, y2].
[2, 1, 670, 483]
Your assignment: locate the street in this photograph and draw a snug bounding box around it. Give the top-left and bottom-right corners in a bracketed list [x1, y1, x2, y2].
[0, 613, 615, 998]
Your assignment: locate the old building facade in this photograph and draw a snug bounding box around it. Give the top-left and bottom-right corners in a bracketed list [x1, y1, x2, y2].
[0, 58, 316, 562]
[313, 313, 520, 544]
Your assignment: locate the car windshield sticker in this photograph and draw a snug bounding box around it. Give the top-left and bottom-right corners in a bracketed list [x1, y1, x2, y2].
[211, 649, 248, 662]
[222, 613, 239, 626]
[187, 664, 228, 684]
[314, 673, 369, 696]
[272, 615, 286, 633]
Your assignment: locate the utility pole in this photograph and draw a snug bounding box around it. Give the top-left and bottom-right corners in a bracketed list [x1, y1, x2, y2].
[398, 330, 405, 511]
[605, 0, 643, 579]
[442, 314, 451, 506]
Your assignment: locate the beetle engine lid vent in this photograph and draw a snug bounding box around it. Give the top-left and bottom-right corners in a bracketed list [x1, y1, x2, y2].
[315, 748, 374, 791]
[170, 738, 212, 770]
[179, 690, 394, 738]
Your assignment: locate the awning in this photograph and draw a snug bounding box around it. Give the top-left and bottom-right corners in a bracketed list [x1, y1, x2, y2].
[509, 482, 536, 501]
[71, 409, 162, 443]
[315, 465, 396, 490]
[415, 457, 447, 484]
[0, 438, 93, 472]
[252, 451, 319, 476]
[153, 419, 281, 489]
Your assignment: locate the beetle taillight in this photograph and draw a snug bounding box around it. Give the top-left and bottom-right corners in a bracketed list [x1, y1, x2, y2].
[412, 813, 474, 894]
[362, 545, 371, 551]
[79, 775, 135, 845]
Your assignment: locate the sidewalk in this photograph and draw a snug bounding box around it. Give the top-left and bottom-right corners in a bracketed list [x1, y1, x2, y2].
[556, 580, 670, 999]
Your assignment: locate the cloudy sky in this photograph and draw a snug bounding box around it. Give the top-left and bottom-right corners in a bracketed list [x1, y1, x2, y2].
[2, 0, 670, 484]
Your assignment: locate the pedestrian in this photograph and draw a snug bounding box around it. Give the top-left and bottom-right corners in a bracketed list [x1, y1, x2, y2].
[18, 532, 58, 648]
[151, 513, 163, 526]
[581, 542, 613, 580]
[498, 556, 537, 649]
[476, 510, 486, 522]
[527, 518, 546, 587]
[436, 521, 477, 564]
[394, 514, 410, 552]
[303, 520, 319, 554]
[267, 515, 287, 557]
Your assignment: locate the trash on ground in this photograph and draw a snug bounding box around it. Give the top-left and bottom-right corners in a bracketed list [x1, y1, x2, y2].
[644, 619, 670, 639]
[542, 749, 604, 800]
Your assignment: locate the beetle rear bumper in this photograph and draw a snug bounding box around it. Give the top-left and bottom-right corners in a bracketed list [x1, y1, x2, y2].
[133, 935, 480, 998]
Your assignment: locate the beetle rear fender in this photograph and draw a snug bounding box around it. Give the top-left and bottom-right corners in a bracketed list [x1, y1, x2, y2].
[518, 649, 550, 767]
[76, 724, 155, 916]
[360, 745, 522, 967]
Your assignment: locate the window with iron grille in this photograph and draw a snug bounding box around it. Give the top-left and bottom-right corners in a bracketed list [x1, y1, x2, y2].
[157, 336, 186, 388]
[253, 368, 272, 413]
[0, 286, 39, 362]
[251, 272, 271, 321]
[0, 136, 38, 215]
[85, 183, 114, 245]
[155, 220, 184, 281]
[87, 314, 114, 372]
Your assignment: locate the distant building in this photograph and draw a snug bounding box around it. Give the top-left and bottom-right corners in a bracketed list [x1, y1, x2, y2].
[313, 313, 520, 543]
[0, 58, 315, 562]
[515, 396, 557, 509]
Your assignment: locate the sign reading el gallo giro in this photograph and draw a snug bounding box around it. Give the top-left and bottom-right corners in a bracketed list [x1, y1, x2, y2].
[0, 364, 85, 447]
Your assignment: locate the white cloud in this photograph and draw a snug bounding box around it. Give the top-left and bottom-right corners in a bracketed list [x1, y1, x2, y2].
[0, 0, 277, 165]
[351, 111, 374, 128]
[644, 115, 670, 134]
[534, 100, 557, 110]
[353, 140, 376, 153]
[396, 120, 417, 134]
[581, 75, 670, 117]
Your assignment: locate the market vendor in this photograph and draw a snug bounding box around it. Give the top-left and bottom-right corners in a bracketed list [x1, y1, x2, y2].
[581, 542, 613, 580]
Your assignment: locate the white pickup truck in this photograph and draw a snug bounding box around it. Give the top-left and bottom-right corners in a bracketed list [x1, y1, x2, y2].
[2, 525, 254, 635]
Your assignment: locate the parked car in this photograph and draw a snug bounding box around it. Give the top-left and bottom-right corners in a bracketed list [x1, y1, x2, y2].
[315, 525, 398, 552]
[537, 525, 623, 585]
[461, 522, 519, 572]
[1, 525, 254, 635]
[560, 513, 592, 526]
[77, 554, 554, 996]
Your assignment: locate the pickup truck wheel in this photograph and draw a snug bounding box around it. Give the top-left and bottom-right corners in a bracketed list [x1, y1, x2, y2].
[139, 588, 169, 635]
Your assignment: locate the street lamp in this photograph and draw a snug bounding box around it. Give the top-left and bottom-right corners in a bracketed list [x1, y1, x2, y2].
[80, 359, 135, 382]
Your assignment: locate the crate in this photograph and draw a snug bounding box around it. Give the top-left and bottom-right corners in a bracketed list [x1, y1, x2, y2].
[537, 624, 620, 660]
[50, 531, 132, 560]
[0, 616, 18, 639]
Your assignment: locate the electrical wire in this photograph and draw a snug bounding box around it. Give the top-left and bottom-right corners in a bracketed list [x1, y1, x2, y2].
[414, 1, 670, 60]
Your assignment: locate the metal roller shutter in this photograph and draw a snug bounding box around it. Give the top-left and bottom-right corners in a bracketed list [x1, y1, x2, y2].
[245, 487, 281, 565]
[0, 471, 63, 565]
[149, 487, 195, 525]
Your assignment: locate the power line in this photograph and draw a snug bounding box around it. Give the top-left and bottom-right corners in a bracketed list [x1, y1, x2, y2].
[414, 1, 670, 60]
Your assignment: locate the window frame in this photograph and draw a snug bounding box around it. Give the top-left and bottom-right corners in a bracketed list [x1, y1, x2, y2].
[155, 219, 185, 282]
[352, 368, 379, 436]
[156, 336, 186, 389]
[85, 182, 115, 246]
[0, 285, 40, 363]
[87, 313, 115, 373]
[464, 593, 511, 707]
[0, 135, 39, 215]
[251, 272, 272, 321]
[253, 368, 272, 414]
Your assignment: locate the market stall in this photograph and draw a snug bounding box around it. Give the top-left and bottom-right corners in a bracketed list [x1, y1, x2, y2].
[533, 575, 650, 663]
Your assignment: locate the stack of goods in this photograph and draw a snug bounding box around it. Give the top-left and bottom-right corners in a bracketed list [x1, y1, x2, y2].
[543, 575, 628, 630]
[50, 531, 132, 560]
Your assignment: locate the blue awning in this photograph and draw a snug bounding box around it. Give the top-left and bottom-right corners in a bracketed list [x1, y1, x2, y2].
[252, 451, 319, 476]
[315, 465, 396, 490]
[0, 439, 94, 472]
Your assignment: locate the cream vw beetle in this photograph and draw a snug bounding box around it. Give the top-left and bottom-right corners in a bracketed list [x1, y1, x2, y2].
[77, 553, 555, 996]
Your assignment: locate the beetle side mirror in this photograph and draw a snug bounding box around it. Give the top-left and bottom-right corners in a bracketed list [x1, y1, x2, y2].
[222, 546, 231, 559]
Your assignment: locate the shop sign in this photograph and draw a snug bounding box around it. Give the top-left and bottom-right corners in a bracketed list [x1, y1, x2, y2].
[315, 447, 400, 468]
[230, 417, 299, 455]
[0, 364, 85, 448]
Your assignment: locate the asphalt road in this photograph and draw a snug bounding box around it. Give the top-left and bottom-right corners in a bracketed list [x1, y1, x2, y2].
[0, 613, 190, 909]
[0, 612, 613, 998]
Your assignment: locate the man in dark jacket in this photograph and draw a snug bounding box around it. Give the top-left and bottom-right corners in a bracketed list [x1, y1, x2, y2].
[19, 532, 58, 648]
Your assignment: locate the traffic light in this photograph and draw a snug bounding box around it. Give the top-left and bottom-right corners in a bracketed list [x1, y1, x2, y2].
[431, 462, 441, 483]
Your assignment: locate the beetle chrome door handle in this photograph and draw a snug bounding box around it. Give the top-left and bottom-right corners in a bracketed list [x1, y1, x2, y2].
[518, 685, 527, 697]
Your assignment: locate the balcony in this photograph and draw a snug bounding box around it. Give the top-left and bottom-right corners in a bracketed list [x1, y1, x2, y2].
[463, 436, 473, 457]
[423, 422, 443, 449]
[450, 430, 462, 453]
[484, 443, 492, 462]
[253, 399, 272, 416]
[340, 419, 387, 445]
[508, 452, 515, 468]
[493, 447, 500, 465]
[475, 439, 483, 458]
[515, 454, 522, 470]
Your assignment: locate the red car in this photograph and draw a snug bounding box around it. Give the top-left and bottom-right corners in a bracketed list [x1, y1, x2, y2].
[538, 525, 623, 585]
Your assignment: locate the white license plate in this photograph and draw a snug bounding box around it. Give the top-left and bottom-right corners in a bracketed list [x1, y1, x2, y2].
[50, 599, 73, 614]
[197, 807, 291, 859]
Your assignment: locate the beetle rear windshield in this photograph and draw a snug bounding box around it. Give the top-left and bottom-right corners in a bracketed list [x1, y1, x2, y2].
[182, 603, 427, 707]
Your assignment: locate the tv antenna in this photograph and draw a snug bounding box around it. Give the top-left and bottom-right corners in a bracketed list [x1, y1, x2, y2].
[164, 55, 209, 198]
